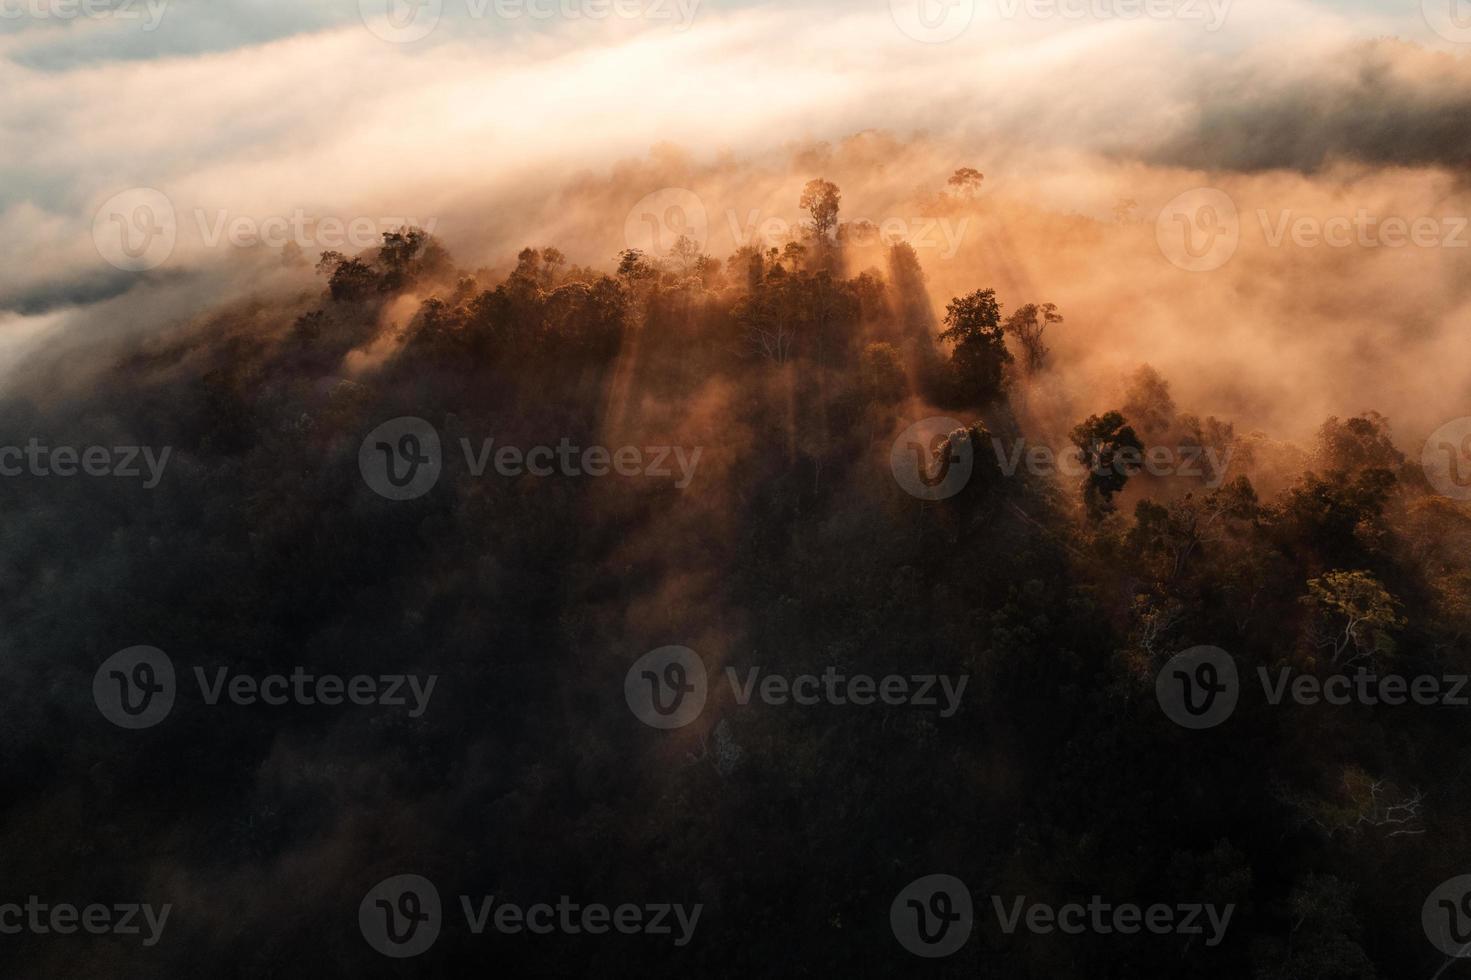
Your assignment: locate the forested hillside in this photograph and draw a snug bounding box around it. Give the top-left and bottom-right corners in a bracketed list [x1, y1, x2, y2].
[3, 182, 1470, 978]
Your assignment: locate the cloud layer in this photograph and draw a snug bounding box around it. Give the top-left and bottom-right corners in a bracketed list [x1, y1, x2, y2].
[4, 0, 1470, 451]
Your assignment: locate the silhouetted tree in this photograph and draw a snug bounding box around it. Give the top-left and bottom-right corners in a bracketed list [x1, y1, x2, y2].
[938, 288, 1012, 405]
[1002, 302, 1062, 374]
[1071, 410, 1144, 519]
[1300, 569, 1405, 667]
[1122, 364, 1176, 439]
[799, 179, 841, 247]
[947, 167, 984, 197]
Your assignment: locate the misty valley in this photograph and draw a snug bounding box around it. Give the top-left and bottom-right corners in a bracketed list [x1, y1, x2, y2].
[5, 1, 1471, 977]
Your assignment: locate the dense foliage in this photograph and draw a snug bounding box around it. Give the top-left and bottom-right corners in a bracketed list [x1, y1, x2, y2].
[2, 199, 1469, 978]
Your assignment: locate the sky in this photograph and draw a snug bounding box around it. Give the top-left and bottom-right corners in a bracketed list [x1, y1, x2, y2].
[3, 0, 1470, 443]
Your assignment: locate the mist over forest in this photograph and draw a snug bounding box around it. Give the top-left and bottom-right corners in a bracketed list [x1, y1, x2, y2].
[5, 0, 1471, 976]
